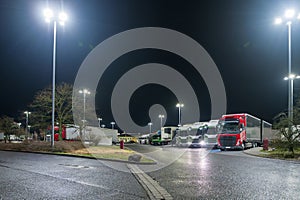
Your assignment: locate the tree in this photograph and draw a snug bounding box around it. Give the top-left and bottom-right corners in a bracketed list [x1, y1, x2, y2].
[0, 116, 18, 143]
[29, 82, 73, 140]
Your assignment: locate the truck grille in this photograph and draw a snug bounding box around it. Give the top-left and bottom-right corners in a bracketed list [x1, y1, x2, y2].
[192, 139, 199, 143]
[219, 136, 236, 147]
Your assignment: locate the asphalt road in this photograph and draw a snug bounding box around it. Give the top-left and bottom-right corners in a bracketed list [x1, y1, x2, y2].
[0, 151, 148, 200]
[1, 145, 300, 200]
[127, 144, 300, 200]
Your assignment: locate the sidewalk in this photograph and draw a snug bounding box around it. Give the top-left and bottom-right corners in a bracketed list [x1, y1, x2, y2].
[243, 147, 267, 156]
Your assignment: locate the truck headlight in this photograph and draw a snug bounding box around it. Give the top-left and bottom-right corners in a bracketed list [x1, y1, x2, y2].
[200, 140, 206, 146]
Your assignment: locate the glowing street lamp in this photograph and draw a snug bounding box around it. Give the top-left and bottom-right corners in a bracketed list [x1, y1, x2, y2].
[275, 9, 300, 122]
[43, 8, 68, 148]
[158, 114, 165, 129]
[176, 103, 184, 126]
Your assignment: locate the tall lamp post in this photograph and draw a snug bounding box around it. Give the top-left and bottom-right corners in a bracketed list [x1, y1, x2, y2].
[44, 8, 67, 148]
[98, 118, 102, 127]
[148, 122, 153, 134]
[176, 103, 184, 126]
[24, 111, 31, 139]
[158, 115, 165, 129]
[28, 125, 31, 138]
[275, 9, 300, 122]
[79, 89, 90, 138]
[111, 122, 115, 129]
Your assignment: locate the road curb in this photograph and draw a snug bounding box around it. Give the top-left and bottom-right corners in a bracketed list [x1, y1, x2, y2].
[0, 149, 157, 165]
[128, 164, 173, 200]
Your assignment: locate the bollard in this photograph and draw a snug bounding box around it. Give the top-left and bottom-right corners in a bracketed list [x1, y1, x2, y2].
[120, 140, 124, 149]
[263, 138, 269, 151]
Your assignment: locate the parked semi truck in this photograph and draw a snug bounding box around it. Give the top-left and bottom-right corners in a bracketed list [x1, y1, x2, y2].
[150, 126, 177, 145]
[217, 113, 272, 150]
[202, 119, 219, 148]
[175, 122, 208, 147]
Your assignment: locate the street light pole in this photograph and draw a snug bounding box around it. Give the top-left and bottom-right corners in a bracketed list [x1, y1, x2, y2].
[79, 89, 90, 139]
[111, 122, 115, 129]
[28, 125, 31, 138]
[158, 115, 164, 129]
[287, 21, 293, 122]
[148, 122, 153, 133]
[98, 118, 102, 127]
[51, 20, 57, 148]
[44, 8, 67, 148]
[24, 111, 31, 139]
[275, 9, 300, 123]
[176, 103, 184, 126]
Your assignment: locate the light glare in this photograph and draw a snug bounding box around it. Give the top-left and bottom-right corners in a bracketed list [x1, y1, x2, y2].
[44, 8, 53, 18]
[176, 103, 184, 107]
[274, 17, 282, 24]
[59, 12, 67, 21]
[289, 74, 296, 79]
[285, 9, 295, 18]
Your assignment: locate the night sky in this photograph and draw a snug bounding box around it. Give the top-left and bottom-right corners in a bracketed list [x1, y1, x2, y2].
[1, 0, 300, 129]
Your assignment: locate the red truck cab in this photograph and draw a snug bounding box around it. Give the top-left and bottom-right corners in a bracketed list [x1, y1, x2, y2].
[217, 114, 247, 150]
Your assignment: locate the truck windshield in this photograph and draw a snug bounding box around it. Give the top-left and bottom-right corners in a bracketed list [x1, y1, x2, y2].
[206, 127, 216, 135]
[219, 121, 240, 134]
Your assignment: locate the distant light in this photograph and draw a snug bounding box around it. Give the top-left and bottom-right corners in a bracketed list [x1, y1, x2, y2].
[274, 17, 283, 24]
[298, 13, 300, 19]
[176, 103, 184, 108]
[284, 77, 289, 80]
[79, 89, 90, 94]
[296, 75, 300, 79]
[148, 122, 153, 126]
[285, 9, 295, 19]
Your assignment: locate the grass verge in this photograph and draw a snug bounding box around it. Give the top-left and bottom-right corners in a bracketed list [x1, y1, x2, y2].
[259, 147, 300, 160]
[0, 141, 155, 164]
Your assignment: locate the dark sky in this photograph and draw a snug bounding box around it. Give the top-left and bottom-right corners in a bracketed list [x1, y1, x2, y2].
[1, 0, 300, 128]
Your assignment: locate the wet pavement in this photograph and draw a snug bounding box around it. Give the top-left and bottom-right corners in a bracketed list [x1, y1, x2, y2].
[0, 151, 149, 200]
[1, 146, 300, 200]
[142, 147, 300, 199]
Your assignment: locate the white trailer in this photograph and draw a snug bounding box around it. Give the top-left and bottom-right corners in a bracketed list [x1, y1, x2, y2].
[65, 126, 80, 140]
